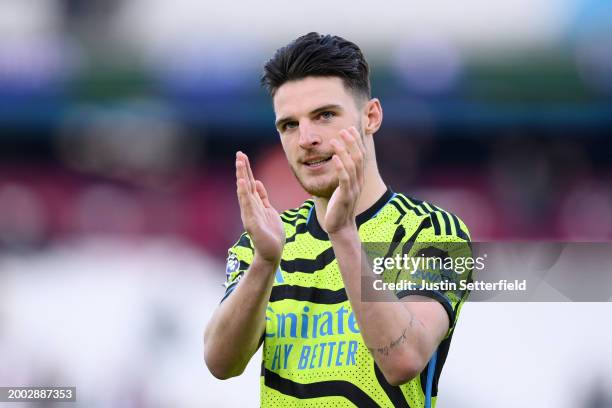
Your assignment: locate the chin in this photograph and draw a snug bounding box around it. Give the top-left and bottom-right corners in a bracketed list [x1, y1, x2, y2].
[300, 177, 338, 198]
[290, 165, 339, 198]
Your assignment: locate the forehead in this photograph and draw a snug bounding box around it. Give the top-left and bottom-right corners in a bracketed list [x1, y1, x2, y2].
[273, 76, 354, 118]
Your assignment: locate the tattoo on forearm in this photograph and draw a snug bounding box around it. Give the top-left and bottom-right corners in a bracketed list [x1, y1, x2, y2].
[367, 315, 415, 357]
[368, 328, 407, 356]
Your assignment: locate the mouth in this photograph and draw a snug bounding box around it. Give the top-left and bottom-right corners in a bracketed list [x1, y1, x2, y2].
[303, 156, 333, 168]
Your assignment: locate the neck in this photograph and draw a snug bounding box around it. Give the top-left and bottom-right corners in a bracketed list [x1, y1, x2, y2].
[313, 167, 387, 230]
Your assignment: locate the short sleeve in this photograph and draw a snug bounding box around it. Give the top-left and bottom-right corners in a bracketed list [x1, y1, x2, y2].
[221, 232, 254, 302]
[386, 210, 472, 338]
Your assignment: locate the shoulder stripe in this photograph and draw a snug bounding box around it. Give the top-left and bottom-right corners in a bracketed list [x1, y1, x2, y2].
[263, 368, 379, 408]
[404, 195, 429, 215]
[421, 201, 436, 213]
[407, 197, 443, 224]
[439, 211, 453, 236]
[280, 246, 335, 273]
[430, 203, 467, 238]
[417, 200, 464, 238]
[430, 213, 441, 236]
[389, 194, 469, 239]
[389, 200, 407, 224]
[450, 212, 470, 241]
[270, 285, 347, 304]
[450, 212, 461, 236]
[394, 195, 424, 216]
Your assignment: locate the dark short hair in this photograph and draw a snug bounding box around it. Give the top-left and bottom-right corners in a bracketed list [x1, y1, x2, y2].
[261, 32, 371, 100]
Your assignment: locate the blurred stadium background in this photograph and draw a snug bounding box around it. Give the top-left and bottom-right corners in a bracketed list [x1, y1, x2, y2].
[0, 0, 611, 407]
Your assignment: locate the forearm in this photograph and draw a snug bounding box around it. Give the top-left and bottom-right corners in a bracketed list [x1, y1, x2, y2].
[204, 254, 277, 379]
[329, 227, 432, 384]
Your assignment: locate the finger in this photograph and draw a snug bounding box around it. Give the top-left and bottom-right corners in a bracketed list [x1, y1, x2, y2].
[235, 153, 244, 182]
[237, 153, 268, 217]
[343, 128, 365, 185]
[340, 126, 365, 166]
[237, 155, 262, 214]
[236, 151, 255, 194]
[333, 155, 351, 192]
[236, 177, 253, 219]
[340, 129, 359, 160]
[236, 158, 251, 196]
[255, 180, 272, 209]
[236, 152, 250, 191]
[331, 138, 356, 183]
[348, 126, 366, 159]
[243, 153, 257, 194]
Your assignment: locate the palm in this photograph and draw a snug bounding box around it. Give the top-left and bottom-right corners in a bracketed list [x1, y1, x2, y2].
[323, 186, 353, 233]
[246, 204, 285, 263]
[235, 152, 285, 263]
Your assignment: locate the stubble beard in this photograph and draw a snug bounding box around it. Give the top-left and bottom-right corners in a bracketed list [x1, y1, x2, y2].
[291, 165, 339, 199]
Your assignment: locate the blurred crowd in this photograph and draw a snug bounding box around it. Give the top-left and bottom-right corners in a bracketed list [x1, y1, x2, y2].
[1, 128, 611, 258]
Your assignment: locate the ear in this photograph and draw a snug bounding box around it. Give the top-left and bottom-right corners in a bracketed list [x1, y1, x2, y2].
[363, 98, 383, 135]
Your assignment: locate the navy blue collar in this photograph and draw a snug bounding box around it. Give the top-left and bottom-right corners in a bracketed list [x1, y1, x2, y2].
[306, 187, 394, 240]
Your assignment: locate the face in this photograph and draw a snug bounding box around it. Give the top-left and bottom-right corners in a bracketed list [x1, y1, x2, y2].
[273, 76, 365, 198]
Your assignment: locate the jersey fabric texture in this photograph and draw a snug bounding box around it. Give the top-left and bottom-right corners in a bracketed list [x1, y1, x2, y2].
[221, 188, 472, 408]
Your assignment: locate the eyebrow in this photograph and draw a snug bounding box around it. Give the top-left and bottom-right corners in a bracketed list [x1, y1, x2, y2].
[275, 104, 343, 130]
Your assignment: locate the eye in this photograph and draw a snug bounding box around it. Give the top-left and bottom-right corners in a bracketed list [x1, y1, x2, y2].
[320, 111, 336, 120]
[283, 121, 298, 131]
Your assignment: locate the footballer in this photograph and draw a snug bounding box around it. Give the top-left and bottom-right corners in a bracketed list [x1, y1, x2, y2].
[204, 32, 471, 407]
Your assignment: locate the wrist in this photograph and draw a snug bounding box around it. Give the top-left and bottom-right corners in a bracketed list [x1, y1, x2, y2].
[328, 223, 359, 243]
[252, 251, 281, 270]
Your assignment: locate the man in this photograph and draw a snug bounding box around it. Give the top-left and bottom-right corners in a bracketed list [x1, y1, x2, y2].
[204, 32, 471, 407]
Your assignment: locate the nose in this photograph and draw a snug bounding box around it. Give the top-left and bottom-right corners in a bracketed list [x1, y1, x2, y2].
[297, 121, 321, 149]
